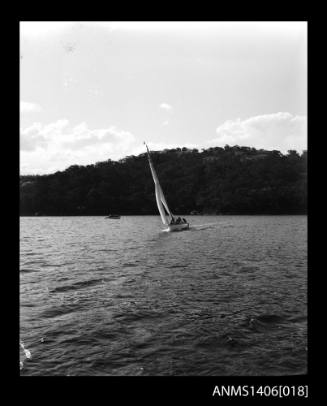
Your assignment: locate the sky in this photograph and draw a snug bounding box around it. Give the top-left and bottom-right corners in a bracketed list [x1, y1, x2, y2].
[20, 21, 307, 175]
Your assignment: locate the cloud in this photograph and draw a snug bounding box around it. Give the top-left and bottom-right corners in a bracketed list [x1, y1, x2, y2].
[20, 120, 137, 174]
[63, 123, 135, 151]
[160, 103, 173, 111]
[208, 112, 307, 152]
[20, 101, 42, 113]
[20, 112, 307, 174]
[20, 123, 47, 151]
[20, 119, 70, 151]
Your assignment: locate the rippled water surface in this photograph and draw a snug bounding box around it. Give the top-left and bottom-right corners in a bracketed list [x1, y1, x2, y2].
[20, 215, 307, 376]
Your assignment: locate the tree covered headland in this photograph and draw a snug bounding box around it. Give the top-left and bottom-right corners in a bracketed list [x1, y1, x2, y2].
[20, 146, 307, 216]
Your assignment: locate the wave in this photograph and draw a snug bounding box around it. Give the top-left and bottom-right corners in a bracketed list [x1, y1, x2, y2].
[40, 304, 79, 319]
[190, 223, 220, 230]
[256, 314, 285, 324]
[122, 262, 139, 268]
[20, 341, 32, 360]
[167, 264, 188, 269]
[51, 278, 103, 293]
[240, 266, 259, 273]
[20, 268, 38, 274]
[287, 315, 307, 323]
[20, 215, 307, 376]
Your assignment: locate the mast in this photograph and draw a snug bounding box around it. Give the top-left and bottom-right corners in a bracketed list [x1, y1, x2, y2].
[144, 143, 174, 224]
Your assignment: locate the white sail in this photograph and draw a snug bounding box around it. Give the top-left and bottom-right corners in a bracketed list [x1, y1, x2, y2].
[158, 185, 173, 220]
[145, 143, 173, 225]
[155, 183, 168, 225]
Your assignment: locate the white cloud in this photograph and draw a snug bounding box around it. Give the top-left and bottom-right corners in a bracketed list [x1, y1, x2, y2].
[20, 123, 47, 151]
[20, 112, 307, 174]
[208, 112, 307, 152]
[20, 120, 137, 174]
[160, 103, 173, 111]
[63, 123, 135, 151]
[20, 101, 42, 113]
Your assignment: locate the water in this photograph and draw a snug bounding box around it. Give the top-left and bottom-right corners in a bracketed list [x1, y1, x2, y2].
[20, 215, 307, 376]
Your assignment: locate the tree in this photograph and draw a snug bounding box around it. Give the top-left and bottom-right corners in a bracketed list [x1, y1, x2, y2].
[20, 146, 307, 215]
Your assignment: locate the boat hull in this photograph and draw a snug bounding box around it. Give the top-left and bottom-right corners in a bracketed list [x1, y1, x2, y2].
[167, 223, 190, 232]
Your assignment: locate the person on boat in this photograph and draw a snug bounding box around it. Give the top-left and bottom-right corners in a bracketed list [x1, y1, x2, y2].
[170, 217, 175, 224]
[176, 217, 182, 224]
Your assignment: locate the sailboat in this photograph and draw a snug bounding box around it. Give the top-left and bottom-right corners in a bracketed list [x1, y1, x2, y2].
[144, 143, 190, 232]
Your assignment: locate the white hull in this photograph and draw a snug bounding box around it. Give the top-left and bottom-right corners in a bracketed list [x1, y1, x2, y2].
[167, 223, 190, 232]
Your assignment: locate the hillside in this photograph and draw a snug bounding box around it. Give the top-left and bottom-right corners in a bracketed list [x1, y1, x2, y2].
[20, 145, 307, 215]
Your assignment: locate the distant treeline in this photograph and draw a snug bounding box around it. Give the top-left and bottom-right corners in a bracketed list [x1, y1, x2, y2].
[20, 145, 307, 216]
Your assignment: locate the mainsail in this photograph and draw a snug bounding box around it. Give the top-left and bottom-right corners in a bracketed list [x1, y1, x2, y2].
[145, 143, 174, 225]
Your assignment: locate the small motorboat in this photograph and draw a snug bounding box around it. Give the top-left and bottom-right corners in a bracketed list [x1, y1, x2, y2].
[105, 214, 121, 219]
